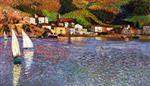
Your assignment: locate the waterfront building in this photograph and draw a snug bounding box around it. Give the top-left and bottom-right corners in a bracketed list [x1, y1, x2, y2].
[143, 24, 150, 35]
[53, 27, 67, 35]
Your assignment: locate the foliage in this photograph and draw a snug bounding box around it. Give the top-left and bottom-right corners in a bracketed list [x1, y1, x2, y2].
[34, 0, 60, 12]
[121, 0, 150, 16]
[63, 9, 104, 26]
[15, 4, 42, 16]
[73, 0, 89, 9]
[59, 0, 77, 14]
[90, 10, 116, 24]
[42, 10, 58, 22]
[1, 0, 150, 27]
[86, 0, 130, 14]
[2, 0, 60, 13]
[118, 0, 150, 28]
[124, 15, 150, 28]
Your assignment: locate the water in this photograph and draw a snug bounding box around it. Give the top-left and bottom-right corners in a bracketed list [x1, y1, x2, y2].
[0, 37, 150, 86]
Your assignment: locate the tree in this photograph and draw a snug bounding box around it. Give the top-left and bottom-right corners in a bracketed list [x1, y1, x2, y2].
[135, 21, 141, 29]
[34, 0, 60, 12]
[121, 0, 150, 16]
[90, 9, 116, 24]
[114, 0, 150, 25]
[73, 0, 89, 9]
[59, 0, 77, 14]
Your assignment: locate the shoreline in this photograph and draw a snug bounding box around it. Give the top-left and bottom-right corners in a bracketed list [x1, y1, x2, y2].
[0, 34, 150, 41]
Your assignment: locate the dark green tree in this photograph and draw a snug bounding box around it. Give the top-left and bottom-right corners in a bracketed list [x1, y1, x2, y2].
[113, 0, 150, 24]
[59, 0, 77, 14]
[121, 0, 150, 16]
[90, 10, 116, 24]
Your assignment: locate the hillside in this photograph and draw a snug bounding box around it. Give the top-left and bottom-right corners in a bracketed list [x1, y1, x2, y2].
[124, 15, 150, 28]
[63, 9, 104, 26]
[73, 0, 131, 14]
[0, 4, 30, 20]
[0, 0, 149, 28]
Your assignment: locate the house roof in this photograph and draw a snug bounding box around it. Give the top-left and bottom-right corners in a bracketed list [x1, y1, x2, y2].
[92, 24, 112, 28]
[58, 18, 75, 22]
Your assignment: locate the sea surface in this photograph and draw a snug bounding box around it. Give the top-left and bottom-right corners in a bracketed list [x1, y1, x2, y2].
[0, 37, 150, 86]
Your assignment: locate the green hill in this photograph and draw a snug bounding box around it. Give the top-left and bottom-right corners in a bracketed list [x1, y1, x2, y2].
[42, 10, 58, 22]
[124, 15, 150, 28]
[63, 9, 104, 27]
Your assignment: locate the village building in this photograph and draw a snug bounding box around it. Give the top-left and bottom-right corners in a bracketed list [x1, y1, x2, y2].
[107, 27, 114, 31]
[75, 24, 83, 30]
[70, 28, 76, 35]
[143, 24, 150, 35]
[57, 18, 75, 27]
[41, 24, 51, 30]
[74, 24, 83, 34]
[29, 16, 49, 25]
[38, 17, 49, 24]
[122, 25, 131, 35]
[29, 17, 36, 25]
[53, 27, 67, 35]
[91, 25, 108, 33]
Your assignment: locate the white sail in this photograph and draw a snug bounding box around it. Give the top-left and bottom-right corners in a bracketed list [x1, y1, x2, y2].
[22, 29, 34, 49]
[4, 31, 8, 40]
[12, 29, 21, 57]
[24, 49, 34, 74]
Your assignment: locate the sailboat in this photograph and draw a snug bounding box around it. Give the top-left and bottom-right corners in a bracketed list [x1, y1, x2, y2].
[22, 29, 34, 49]
[11, 29, 21, 58]
[4, 31, 8, 40]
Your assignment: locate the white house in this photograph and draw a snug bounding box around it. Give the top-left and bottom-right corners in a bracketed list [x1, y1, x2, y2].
[38, 17, 45, 24]
[74, 24, 84, 34]
[70, 28, 76, 35]
[38, 17, 49, 24]
[29, 17, 49, 25]
[95, 26, 103, 32]
[45, 17, 49, 23]
[42, 25, 51, 30]
[29, 18, 36, 25]
[75, 24, 83, 30]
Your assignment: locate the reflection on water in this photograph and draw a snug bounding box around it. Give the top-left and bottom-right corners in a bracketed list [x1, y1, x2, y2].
[4, 40, 8, 49]
[95, 37, 107, 41]
[0, 37, 150, 86]
[23, 49, 34, 75]
[13, 65, 21, 86]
